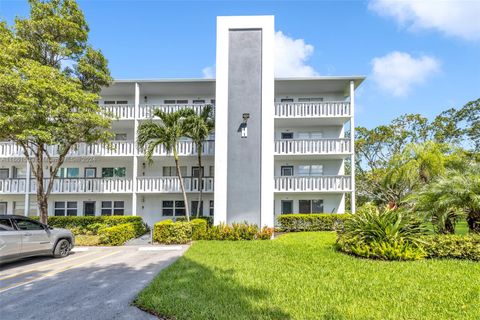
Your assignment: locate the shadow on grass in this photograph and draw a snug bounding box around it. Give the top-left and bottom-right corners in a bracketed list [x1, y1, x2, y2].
[135, 257, 291, 320]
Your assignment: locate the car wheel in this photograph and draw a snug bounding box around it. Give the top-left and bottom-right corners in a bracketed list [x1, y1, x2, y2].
[53, 239, 71, 258]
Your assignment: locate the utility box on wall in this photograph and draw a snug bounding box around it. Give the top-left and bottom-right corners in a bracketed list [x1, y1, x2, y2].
[214, 16, 275, 227]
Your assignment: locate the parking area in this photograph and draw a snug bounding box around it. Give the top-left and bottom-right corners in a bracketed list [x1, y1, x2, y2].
[0, 245, 188, 320]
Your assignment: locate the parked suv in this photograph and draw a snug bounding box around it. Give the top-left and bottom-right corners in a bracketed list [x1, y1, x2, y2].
[0, 215, 75, 263]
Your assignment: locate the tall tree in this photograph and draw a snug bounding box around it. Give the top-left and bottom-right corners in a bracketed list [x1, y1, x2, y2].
[184, 105, 215, 217]
[0, 0, 112, 223]
[138, 109, 195, 221]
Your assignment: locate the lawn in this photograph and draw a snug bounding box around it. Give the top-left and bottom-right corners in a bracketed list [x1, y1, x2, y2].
[135, 232, 480, 320]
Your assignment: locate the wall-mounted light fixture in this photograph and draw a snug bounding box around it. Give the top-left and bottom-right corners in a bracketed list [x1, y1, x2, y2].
[240, 113, 250, 138]
[144, 96, 148, 103]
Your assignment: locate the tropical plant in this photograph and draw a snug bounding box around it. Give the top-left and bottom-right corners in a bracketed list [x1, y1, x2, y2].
[410, 167, 480, 233]
[0, 0, 112, 223]
[137, 109, 195, 221]
[336, 203, 428, 260]
[184, 105, 214, 217]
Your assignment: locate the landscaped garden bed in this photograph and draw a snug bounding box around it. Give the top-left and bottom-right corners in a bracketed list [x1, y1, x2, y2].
[135, 232, 480, 320]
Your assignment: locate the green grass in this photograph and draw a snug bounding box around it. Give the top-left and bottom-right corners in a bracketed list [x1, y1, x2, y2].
[135, 232, 480, 320]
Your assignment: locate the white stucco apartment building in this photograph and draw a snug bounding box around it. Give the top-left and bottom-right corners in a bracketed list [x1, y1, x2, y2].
[0, 16, 364, 227]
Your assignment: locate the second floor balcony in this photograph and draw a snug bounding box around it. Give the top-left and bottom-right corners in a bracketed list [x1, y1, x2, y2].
[137, 177, 214, 193]
[274, 139, 351, 157]
[274, 176, 352, 193]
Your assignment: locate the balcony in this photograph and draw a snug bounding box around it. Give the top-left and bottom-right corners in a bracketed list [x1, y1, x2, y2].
[103, 104, 136, 120]
[0, 141, 135, 158]
[137, 177, 214, 193]
[145, 140, 215, 157]
[274, 176, 352, 193]
[138, 104, 212, 119]
[0, 178, 133, 194]
[275, 101, 351, 118]
[274, 139, 351, 158]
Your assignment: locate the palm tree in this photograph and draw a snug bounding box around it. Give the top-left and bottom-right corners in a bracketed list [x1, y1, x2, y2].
[410, 166, 480, 234]
[184, 105, 214, 217]
[138, 108, 195, 221]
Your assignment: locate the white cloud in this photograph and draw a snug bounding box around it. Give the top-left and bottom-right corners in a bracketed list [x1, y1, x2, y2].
[371, 51, 440, 97]
[201, 30, 319, 78]
[274, 31, 318, 77]
[369, 0, 480, 41]
[202, 66, 215, 78]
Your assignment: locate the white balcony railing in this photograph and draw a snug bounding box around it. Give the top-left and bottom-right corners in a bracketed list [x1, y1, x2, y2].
[138, 104, 211, 119]
[137, 177, 214, 193]
[144, 140, 215, 156]
[274, 176, 352, 192]
[103, 104, 136, 119]
[0, 178, 133, 194]
[0, 141, 135, 158]
[274, 139, 351, 155]
[275, 102, 351, 118]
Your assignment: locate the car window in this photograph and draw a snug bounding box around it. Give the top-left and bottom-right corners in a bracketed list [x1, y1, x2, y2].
[0, 218, 15, 231]
[14, 219, 45, 231]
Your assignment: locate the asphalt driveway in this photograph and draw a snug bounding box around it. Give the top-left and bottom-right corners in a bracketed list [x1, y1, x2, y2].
[0, 245, 188, 320]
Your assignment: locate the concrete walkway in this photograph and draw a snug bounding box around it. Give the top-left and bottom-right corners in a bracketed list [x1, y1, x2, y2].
[0, 245, 188, 320]
[124, 232, 153, 246]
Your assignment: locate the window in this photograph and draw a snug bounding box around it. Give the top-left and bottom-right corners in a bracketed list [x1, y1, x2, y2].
[13, 167, 26, 178]
[298, 97, 324, 102]
[164, 99, 176, 104]
[104, 100, 116, 105]
[83, 201, 96, 216]
[114, 133, 127, 141]
[54, 202, 77, 216]
[280, 98, 294, 102]
[0, 218, 14, 231]
[191, 201, 203, 216]
[102, 167, 126, 178]
[0, 202, 7, 215]
[192, 167, 204, 178]
[209, 200, 214, 216]
[210, 99, 216, 104]
[299, 200, 324, 214]
[0, 168, 9, 179]
[209, 166, 215, 177]
[57, 168, 79, 178]
[84, 168, 96, 178]
[298, 165, 323, 176]
[162, 166, 187, 177]
[162, 200, 185, 217]
[164, 99, 189, 104]
[281, 200, 293, 214]
[281, 132, 293, 139]
[192, 99, 205, 104]
[298, 132, 323, 139]
[14, 218, 45, 231]
[281, 166, 294, 176]
[14, 201, 37, 216]
[101, 201, 125, 216]
[176, 99, 188, 104]
[116, 100, 128, 104]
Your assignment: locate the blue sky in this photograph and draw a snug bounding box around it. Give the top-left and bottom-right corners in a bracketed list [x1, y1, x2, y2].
[1, 0, 479, 128]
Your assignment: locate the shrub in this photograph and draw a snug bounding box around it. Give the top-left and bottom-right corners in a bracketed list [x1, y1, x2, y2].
[336, 204, 428, 261]
[232, 222, 258, 240]
[421, 234, 480, 261]
[154, 220, 192, 244]
[191, 219, 208, 240]
[75, 235, 101, 246]
[277, 214, 351, 232]
[98, 223, 136, 246]
[257, 226, 274, 240]
[205, 223, 235, 240]
[175, 216, 213, 226]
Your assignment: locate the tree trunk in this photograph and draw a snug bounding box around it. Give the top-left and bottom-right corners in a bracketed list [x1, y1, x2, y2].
[196, 144, 203, 218]
[174, 148, 190, 221]
[35, 147, 48, 224]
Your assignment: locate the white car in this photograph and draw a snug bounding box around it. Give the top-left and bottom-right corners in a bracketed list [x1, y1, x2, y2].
[0, 215, 75, 263]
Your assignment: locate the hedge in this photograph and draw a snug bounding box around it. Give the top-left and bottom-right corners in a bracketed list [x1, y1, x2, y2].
[98, 223, 137, 246]
[421, 234, 480, 261]
[176, 216, 213, 226]
[33, 216, 144, 229]
[154, 220, 192, 244]
[153, 220, 273, 244]
[277, 214, 352, 232]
